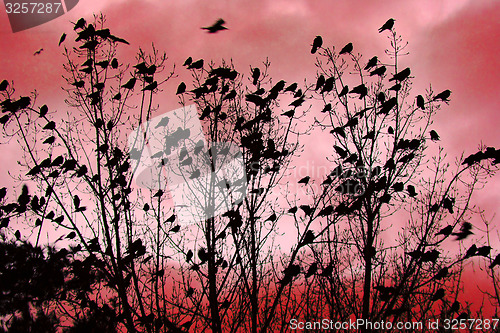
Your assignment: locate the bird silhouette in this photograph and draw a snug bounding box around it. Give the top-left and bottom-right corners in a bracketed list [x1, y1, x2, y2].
[378, 19, 395, 33]
[370, 66, 386, 77]
[453, 222, 473, 240]
[281, 110, 294, 118]
[73, 18, 86, 30]
[436, 225, 453, 237]
[364, 56, 378, 70]
[142, 81, 157, 91]
[188, 59, 204, 70]
[0, 80, 8, 91]
[338, 85, 349, 97]
[339, 42, 353, 55]
[122, 78, 136, 90]
[315, 75, 325, 90]
[476, 246, 491, 257]
[176, 82, 186, 95]
[285, 83, 298, 92]
[416, 95, 425, 110]
[252, 68, 260, 85]
[350, 84, 368, 99]
[43, 121, 56, 130]
[288, 206, 298, 214]
[430, 130, 440, 141]
[321, 77, 335, 93]
[407, 185, 417, 197]
[202, 19, 228, 33]
[43, 136, 55, 145]
[58, 33, 66, 46]
[465, 244, 477, 258]
[389, 83, 401, 92]
[432, 288, 445, 301]
[434, 267, 449, 280]
[433, 90, 451, 102]
[377, 97, 397, 114]
[298, 176, 310, 185]
[389, 67, 410, 82]
[311, 35, 323, 54]
[321, 104, 332, 113]
[33, 48, 44, 56]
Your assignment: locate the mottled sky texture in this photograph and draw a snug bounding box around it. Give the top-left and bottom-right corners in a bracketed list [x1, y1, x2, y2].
[0, 0, 499, 310]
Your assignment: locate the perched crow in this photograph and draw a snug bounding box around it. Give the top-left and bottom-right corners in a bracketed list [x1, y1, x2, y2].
[252, 67, 260, 85]
[350, 84, 368, 99]
[176, 82, 186, 95]
[0, 80, 8, 91]
[432, 288, 445, 301]
[339, 42, 353, 55]
[434, 267, 449, 280]
[305, 263, 318, 278]
[370, 66, 386, 77]
[465, 244, 477, 258]
[122, 78, 136, 90]
[315, 75, 325, 90]
[389, 67, 411, 82]
[389, 83, 401, 92]
[311, 35, 323, 54]
[430, 130, 440, 141]
[142, 81, 157, 91]
[433, 90, 451, 101]
[58, 33, 66, 46]
[476, 245, 491, 257]
[364, 56, 378, 70]
[73, 18, 86, 30]
[416, 95, 425, 110]
[338, 85, 349, 97]
[202, 19, 228, 33]
[298, 176, 310, 185]
[379, 19, 395, 33]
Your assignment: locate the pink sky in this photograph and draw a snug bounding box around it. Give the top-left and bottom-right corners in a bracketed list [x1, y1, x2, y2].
[0, 0, 499, 312]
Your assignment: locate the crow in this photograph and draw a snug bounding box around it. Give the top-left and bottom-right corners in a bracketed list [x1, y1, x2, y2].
[298, 176, 310, 185]
[338, 85, 349, 97]
[465, 244, 477, 258]
[288, 206, 298, 214]
[378, 97, 397, 114]
[122, 78, 136, 90]
[436, 225, 453, 237]
[43, 121, 56, 130]
[434, 267, 449, 280]
[176, 82, 186, 95]
[202, 19, 228, 33]
[285, 83, 297, 92]
[266, 213, 277, 222]
[43, 136, 55, 145]
[453, 222, 473, 240]
[33, 48, 44, 56]
[432, 288, 445, 301]
[389, 67, 410, 82]
[315, 75, 325, 90]
[430, 130, 440, 141]
[339, 42, 353, 55]
[281, 110, 294, 118]
[407, 185, 417, 197]
[188, 59, 204, 70]
[416, 95, 425, 110]
[0, 80, 8, 91]
[58, 33, 66, 46]
[321, 77, 335, 93]
[433, 90, 451, 102]
[379, 19, 395, 33]
[350, 84, 368, 99]
[370, 66, 386, 77]
[252, 67, 260, 85]
[364, 56, 378, 70]
[142, 81, 157, 91]
[389, 83, 401, 92]
[476, 245, 491, 257]
[311, 35, 323, 54]
[73, 18, 86, 30]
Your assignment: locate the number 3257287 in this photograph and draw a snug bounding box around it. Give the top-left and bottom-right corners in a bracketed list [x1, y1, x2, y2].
[5, 3, 62, 14]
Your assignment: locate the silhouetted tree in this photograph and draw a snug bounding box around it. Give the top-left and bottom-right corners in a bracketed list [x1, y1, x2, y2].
[0, 14, 498, 333]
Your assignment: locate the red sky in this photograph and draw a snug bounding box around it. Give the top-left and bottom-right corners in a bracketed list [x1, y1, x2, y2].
[0, 0, 499, 315]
